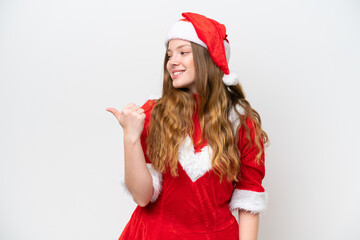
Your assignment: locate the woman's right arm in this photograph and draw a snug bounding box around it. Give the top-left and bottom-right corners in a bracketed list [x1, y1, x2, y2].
[123, 133, 153, 207]
[106, 103, 153, 207]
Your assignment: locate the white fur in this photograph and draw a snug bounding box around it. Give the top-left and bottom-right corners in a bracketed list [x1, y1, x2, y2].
[165, 20, 207, 48]
[229, 189, 268, 214]
[228, 103, 245, 134]
[146, 163, 163, 202]
[222, 72, 239, 86]
[178, 135, 213, 182]
[120, 164, 163, 203]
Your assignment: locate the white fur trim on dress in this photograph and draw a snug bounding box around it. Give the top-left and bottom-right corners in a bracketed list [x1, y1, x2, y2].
[146, 163, 163, 202]
[228, 103, 245, 134]
[120, 164, 163, 203]
[229, 189, 268, 214]
[178, 135, 213, 182]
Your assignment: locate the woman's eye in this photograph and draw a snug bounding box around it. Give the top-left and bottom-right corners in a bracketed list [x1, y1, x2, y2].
[181, 51, 188, 55]
[167, 55, 172, 59]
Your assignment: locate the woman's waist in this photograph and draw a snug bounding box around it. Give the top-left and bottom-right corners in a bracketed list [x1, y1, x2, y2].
[139, 201, 236, 233]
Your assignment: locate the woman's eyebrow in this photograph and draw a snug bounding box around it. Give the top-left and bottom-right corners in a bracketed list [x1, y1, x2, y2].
[167, 44, 192, 53]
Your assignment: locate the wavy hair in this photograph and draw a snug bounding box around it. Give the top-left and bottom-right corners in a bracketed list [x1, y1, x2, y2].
[146, 42, 268, 182]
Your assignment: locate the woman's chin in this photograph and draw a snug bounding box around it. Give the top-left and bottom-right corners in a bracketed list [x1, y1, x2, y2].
[172, 82, 184, 89]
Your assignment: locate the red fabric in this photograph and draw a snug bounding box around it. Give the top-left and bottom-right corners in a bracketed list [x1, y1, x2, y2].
[119, 98, 265, 240]
[236, 117, 266, 192]
[140, 99, 156, 164]
[181, 12, 230, 75]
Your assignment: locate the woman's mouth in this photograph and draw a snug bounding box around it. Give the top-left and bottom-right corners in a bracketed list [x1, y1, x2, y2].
[172, 70, 185, 78]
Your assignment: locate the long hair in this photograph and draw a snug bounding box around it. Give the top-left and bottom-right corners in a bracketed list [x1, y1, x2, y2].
[146, 42, 268, 182]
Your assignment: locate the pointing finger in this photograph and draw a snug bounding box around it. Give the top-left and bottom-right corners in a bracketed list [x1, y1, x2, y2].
[106, 107, 121, 119]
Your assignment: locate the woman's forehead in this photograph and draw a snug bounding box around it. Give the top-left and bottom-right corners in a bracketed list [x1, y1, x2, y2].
[167, 39, 192, 51]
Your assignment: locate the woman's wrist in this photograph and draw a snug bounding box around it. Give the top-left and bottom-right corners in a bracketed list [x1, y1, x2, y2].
[123, 132, 141, 144]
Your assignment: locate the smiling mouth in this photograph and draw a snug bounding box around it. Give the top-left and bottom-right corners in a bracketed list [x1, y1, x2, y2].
[173, 70, 185, 77]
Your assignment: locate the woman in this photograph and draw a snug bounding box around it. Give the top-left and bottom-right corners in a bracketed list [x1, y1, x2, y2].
[107, 12, 268, 240]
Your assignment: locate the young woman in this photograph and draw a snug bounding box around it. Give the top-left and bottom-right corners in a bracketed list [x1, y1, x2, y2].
[106, 12, 268, 240]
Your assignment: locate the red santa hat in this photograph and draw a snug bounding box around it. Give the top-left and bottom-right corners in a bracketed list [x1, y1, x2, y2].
[165, 12, 239, 86]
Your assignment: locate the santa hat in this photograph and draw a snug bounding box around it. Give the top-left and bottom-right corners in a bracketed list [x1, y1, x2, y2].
[165, 12, 239, 86]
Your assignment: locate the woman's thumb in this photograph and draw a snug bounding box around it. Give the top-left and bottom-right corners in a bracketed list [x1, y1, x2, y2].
[106, 107, 121, 119]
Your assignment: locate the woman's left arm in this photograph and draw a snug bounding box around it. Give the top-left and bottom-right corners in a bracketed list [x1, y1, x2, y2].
[238, 210, 259, 240]
[230, 116, 267, 239]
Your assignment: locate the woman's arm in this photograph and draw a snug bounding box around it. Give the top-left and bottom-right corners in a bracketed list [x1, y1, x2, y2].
[238, 210, 259, 240]
[123, 135, 153, 207]
[107, 103, 153, 207]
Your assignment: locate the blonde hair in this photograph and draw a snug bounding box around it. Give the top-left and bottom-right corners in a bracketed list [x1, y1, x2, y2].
[146, 42, 268, 182]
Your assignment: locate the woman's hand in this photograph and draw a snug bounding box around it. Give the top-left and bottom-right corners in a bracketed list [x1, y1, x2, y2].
[106, 104, 153, 206]
[106, 103, 146, 141]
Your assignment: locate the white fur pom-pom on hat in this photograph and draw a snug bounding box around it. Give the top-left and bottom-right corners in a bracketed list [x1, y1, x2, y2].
[222, 72, 239, 86]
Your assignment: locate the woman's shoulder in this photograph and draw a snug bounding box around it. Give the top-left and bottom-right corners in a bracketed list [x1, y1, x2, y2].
[228, 102, 245, 133]
[229, 103, 245, 119]
[141, 93, 162, 110]
[228, 102, 259, 137]
[140, 98, 159, 138]
[141, 96, 160, 122]
[141, 98, 157, 112]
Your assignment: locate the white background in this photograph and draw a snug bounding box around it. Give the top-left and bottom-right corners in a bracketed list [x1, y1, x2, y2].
[1, 0, 359, 239]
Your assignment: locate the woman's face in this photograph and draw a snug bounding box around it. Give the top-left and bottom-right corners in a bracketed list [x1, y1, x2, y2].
[166, 39, 196, 93]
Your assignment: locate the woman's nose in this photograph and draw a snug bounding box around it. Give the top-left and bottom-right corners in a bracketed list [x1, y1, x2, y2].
[168, 54, 180, 65]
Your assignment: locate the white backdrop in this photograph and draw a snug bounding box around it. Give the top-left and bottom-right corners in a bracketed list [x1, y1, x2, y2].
[1, 0, 359, 239]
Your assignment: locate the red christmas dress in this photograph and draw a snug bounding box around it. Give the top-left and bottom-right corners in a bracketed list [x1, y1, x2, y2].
[119, 97, 267, 240]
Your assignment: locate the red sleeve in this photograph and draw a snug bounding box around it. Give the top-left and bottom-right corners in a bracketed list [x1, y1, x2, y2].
[235, 117, 265, 193]
[140, 99, 156, 164]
